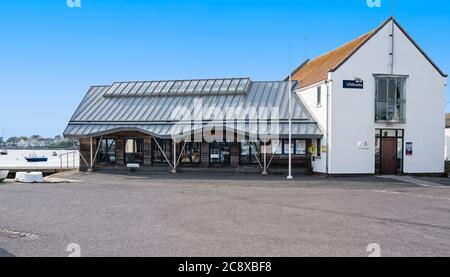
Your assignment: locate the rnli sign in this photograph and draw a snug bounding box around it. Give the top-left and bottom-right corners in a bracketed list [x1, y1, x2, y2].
[343, 80, 364, 89]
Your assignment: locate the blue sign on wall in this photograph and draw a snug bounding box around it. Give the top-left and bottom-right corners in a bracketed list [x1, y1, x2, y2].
[343, 80, 364, 89]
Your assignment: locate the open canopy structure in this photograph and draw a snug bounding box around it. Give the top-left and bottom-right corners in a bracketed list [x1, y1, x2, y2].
[64, 78, 322, 175]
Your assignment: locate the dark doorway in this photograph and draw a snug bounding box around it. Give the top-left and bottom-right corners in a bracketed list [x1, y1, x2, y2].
[375, 129, 404, 175]
[124, 138, 144, 164]
[381, 138, 397, 174]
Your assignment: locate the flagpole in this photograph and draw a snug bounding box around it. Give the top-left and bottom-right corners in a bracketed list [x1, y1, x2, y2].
[287, 74, 293, 180]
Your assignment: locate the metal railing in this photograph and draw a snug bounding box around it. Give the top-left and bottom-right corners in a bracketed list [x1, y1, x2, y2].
[59, 151, 78, 170]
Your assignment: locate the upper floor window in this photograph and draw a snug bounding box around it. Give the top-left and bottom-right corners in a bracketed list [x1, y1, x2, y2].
[316, 86, 322, 107]
[375, 76, 406, 122]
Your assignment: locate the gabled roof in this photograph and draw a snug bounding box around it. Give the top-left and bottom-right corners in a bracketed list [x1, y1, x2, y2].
[290, 17, 447, 88]
[64, 79, 322, 139]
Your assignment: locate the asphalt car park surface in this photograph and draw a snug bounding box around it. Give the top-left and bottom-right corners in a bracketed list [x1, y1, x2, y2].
[1, 172, 450, 257]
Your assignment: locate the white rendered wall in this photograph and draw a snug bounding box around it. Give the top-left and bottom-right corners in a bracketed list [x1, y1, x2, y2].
[296, 84, 327, 173]
[329, 21, 447, 174]
[445, 129, 450, 160]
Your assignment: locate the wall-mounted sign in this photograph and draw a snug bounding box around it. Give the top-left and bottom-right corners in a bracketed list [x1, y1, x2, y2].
[358, 141, 370, 150]
[308, 145, 317, 155]
[343, 80, 364, 89]
[406, 142, 413, 156]
[321, 146, 327, 153]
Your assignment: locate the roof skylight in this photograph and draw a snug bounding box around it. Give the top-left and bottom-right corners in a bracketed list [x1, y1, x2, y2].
[104, 78, 251, 97]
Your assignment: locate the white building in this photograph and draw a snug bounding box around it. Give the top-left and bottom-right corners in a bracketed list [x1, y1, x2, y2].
[16, 139, 28, 149]
[445, 114, 450, 161]
[292, 17, 448, 175]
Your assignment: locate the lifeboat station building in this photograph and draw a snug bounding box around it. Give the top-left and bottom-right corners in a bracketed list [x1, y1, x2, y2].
[64, 18, 447, 176]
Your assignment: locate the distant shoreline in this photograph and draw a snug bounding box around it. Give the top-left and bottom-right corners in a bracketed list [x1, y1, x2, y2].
[0, 147, 77, 150]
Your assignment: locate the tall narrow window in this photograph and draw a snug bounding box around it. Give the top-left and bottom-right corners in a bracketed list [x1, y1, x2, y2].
[375, 76, 406, 122]
[97, 139, 116, 164]
[209, 142, 231, 166]
[317, 86, 322, 107]
[239, 140, 261, 165]
[295, 140, 307, 155]
[180, 142, 201, 164]
[316, 139, 321, 157]
[272, 140, 282, 155]
[283, 140, 294, 155]
[152, 139, 172, 164]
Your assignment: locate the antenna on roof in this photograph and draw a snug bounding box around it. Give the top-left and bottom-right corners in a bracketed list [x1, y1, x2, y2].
[390, 0, 395, 74]
[392, 0, 395, 19]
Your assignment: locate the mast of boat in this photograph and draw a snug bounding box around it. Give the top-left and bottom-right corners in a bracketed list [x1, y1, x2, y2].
[1, 128, 4, 148]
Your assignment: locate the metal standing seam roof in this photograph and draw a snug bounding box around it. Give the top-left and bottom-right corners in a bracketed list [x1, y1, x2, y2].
[64, 79, 322, 139]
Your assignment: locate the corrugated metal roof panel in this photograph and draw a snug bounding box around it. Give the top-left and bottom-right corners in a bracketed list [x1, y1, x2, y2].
[65, 79, 322, 138]
[103, 78, 251, 97]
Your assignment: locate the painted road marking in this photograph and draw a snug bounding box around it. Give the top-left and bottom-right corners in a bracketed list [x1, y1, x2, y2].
[0, 228, 40, 240]
[377, 175, 450, 188]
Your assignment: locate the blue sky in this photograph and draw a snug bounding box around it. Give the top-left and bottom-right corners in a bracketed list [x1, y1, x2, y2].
[0, 0, 449, 138]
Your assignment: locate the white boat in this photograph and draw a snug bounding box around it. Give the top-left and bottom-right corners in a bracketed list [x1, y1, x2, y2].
[0, 149, 7, 155]
[0, 170, 8, 181]
[25, 153, 48, 162]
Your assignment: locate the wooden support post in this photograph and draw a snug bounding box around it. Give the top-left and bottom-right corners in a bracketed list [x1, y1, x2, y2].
[88, 137, 93, 172]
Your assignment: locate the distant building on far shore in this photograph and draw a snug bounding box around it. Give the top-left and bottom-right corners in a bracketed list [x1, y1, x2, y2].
[2, 135, 75, 150]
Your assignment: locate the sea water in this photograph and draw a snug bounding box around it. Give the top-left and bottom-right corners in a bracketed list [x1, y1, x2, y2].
[0, 150, 80, 169]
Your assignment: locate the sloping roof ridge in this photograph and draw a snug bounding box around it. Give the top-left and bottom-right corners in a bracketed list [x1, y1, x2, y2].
[252, 80, 292, 83]
[329, 16, 392, 72]
[110, 77, 252, 84]
[285, 31, 372, 84]
[90, 84, 110, 88]
[391, 18, 447, 77]
[313, 31, 373, 67]
[289, 17, 393, 87]
[286, 59, 310, 81]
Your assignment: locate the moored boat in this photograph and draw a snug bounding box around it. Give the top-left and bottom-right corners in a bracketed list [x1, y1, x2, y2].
[0, 149, 7, 155]
[25, 154, 48, 162]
